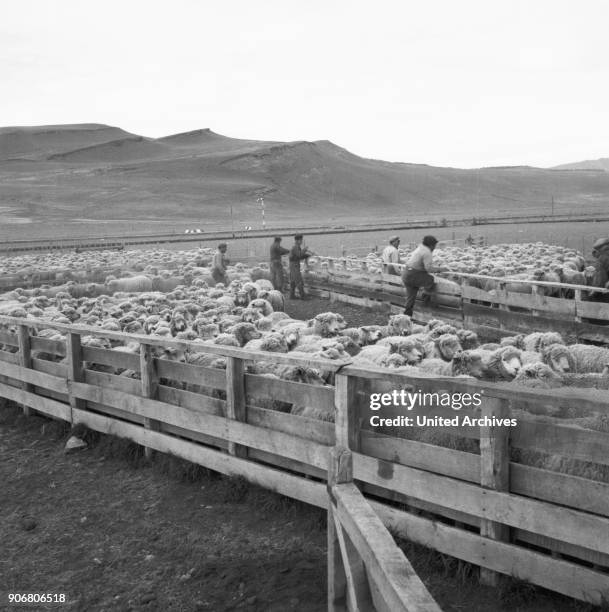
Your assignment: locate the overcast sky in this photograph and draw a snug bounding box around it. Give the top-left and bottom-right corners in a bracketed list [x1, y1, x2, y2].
[2, 0, 608, 168]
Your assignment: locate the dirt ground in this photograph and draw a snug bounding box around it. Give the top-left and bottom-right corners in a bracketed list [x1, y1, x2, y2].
[1, 400, 602, 611]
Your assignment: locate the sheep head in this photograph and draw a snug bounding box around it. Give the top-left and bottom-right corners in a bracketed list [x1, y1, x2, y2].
[541, 343, 575, 373]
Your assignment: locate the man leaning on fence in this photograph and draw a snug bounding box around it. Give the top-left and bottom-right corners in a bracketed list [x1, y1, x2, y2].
[270, 236, 290, 291]
[401, 235, 448, 316]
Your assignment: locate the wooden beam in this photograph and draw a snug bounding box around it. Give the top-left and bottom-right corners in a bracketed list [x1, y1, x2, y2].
[17, 325, 33, 416]
[140, 344, 160, 460]
[226, 357, 247, 458]
[66, 332, 85, 424]
[479, 397, 510, 586]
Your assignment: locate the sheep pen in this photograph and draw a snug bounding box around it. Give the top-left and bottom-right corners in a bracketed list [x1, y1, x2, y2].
[0, 241, 608, 607]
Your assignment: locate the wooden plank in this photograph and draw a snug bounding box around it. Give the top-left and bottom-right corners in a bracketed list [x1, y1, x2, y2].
[0, 330, 18, 346]
[0, 358, 68, 395]
[85, 400, 146, 425]
[0, 381, 70, 421]
[576, 299, 609, 321]
[160, 422, 228, 451]
[157, 385, 226, 416]
[66, 332, 86, 423]
[351, 451, 609, 555]
[31, 358, 67, 378]
[226, 357, 247, 458]
[374, 501, 609, 606]
[245, 374, 334, 411]
[0, 349, 20, 364]
[248, 448, 326, 480]
[328, 504, 348, 612]
[247, 405, 335, 446]
[511, 417, 609, 466]
[511, 463, 609, 518]
[334, 374, 359, 449]
[30, 336, 66, 357]
[359, 430, 479, 482]
[141, 344, 160, 460]
[334, 484, 441, 612]
[155, 359, 226, 389]
[82, 345, 140, 371]
[84, 370, 141, 394]
[70, 382, 331, 470]
[71, 407, 328, 508]
[479, 397, 510, 586]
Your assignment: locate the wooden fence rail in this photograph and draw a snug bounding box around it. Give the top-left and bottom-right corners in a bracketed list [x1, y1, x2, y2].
[0, 316, 608, 607]
[305, 258, 609, 344]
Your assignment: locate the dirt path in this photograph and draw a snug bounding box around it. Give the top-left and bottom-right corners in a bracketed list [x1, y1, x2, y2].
[0, 406, 326, 611]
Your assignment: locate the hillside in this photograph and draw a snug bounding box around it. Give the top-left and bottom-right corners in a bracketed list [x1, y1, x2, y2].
[1, 123, 609, 238]
[553, 158, 609, 172]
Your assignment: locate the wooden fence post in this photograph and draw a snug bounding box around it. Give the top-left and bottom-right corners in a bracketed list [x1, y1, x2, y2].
[140, 344, 160, 460]
[479, 396, 510, 586]
[66, 332, 86, 425]
[329, 373, 373, 611]
[17, 324, 32, 416]
[226, 356, 247, 458]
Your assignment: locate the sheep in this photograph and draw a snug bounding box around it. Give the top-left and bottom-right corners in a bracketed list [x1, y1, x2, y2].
[243, 332, 289, 353]
[568, 344, 609, 373]
[540, 343, 575, 373]
[511, 362, 564, 389]
[384, 314, 412, 337]
[226, 322, 262, 347]
[423, 334, 462, 362]
[308, 312, 347, 337]
[248, 298, 274, 317]
[522, 332, 565, 353]
[106, 275, 153, 293]
[479, 346, 522, 381]
[455, 329, 480, 350]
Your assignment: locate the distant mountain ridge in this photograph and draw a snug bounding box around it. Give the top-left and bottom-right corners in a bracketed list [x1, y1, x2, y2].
[552, 158, 609, 172]
[1, 123, 608, 226]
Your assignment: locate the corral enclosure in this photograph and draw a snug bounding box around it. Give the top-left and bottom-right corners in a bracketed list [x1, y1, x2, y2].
[1, 238, 609, 609]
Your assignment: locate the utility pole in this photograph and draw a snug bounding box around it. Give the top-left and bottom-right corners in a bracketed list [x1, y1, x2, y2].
[257, 196, 265, 228]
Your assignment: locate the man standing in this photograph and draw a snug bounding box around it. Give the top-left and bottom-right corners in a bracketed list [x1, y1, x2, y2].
[270, 236, 290, 291]
[381, 235, 403, 275]
[592, 237, 609, 292]
[289, 234, 313, 299]
[401, 235, 446, 316]
[211, 242, 230, 285]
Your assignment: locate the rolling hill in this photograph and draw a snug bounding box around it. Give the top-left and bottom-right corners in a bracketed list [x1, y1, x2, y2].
[1, 123, 608, 238]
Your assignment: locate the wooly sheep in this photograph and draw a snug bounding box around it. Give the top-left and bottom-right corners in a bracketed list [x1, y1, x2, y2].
[354, 344, 390, 366]
[479, 346, 522, 381]
[427, 324, 459, 340]
[211, 333, 240, 347]
[522, 331, 564, 353]
[254, 279, 274, 292]
[568, 344, 609, 373]
[540, 343, 575, 373]
[256, 289, 285, 312]
[387, 337, 426, 364]
[248, 298, 274, 317]
[240, 307, 264, 323]
[243, 332, 289, 353]
[456, 329, 480, 350]
[511, 362, 564, 389]
[423, 334, 462, 362]
[227, 322, 262, 347]
[308, 312, 347, 337]
[107, 276, 153, 294]
[384, 314, 412, 336]
[500, 335, 526, 350]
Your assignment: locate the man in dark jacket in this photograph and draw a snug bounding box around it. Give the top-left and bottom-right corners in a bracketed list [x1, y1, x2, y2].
[401, 235, 447, 316]
[592, 238, 609, 297]
[270, 236, 289, 291]
[289, 234, 313, 299]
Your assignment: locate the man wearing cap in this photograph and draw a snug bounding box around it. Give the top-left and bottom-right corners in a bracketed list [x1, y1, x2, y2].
[289, 234, 313, 299]
[401, 235, 447, 316]
[270, 236, 290, 291]
[382, 236, 403, 275]
[592, 237, 609, 291]
[211, 243, 230, 285]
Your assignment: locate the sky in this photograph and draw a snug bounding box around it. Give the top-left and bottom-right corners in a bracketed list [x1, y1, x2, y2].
[2, 0, 608, 168]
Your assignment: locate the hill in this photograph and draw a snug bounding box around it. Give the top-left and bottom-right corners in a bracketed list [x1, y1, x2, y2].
[1, 123, 609, 238]
[553, 158, 609, 172]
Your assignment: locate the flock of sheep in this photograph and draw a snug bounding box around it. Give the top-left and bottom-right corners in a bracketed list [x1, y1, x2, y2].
[0, 244, 608, 485]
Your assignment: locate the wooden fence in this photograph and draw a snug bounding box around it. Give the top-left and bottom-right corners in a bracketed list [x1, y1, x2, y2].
[305, 258, 609, 344]
[0, 316, 608, 607]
